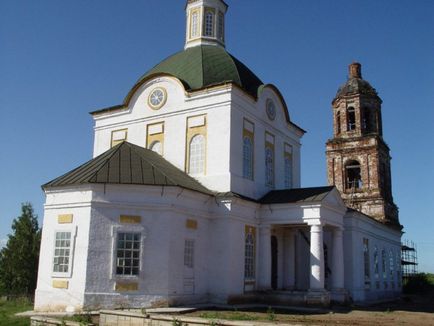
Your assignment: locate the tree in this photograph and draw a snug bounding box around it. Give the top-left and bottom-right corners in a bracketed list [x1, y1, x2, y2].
[0, 203, 41, 296]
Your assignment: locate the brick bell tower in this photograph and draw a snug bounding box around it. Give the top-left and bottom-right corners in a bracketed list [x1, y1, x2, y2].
[326, 62, 401, 228]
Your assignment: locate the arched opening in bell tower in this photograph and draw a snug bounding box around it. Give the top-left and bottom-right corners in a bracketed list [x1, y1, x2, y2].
[345, 160, 362, 190]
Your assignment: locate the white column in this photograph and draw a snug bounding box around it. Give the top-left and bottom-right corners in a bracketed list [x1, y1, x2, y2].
[332, 227, 345, 290]
[309, 223, 325, 290]
[283, 230, 296, 289]
[258, 226, 271, 290]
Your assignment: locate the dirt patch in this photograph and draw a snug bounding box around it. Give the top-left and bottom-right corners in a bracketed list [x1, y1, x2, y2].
[185, 293, 434, 325]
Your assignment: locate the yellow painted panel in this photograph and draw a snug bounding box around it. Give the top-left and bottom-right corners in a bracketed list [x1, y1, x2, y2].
[115, 282, 138, 292]
[58, 214, 73, 224]
[186, 219, 198, 230]
[119, 215, 141, 224]
[52, 280, 69, 289]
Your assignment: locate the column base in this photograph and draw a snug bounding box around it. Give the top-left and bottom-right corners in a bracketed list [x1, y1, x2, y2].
[331, 288, 349, 303]
[306, 289, 330, 307]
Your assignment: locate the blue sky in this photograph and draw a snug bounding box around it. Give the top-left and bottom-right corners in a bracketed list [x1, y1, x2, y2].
[1, 1, 433, 272]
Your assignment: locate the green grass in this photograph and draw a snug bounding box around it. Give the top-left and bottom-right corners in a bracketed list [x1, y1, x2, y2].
[199, 310, 260, 321]
[0, 298, 32, 326]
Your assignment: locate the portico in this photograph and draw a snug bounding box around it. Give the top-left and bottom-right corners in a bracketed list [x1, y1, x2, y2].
[254, 186, 348, 304]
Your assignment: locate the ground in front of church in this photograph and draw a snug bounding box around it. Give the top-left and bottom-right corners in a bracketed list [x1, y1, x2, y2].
[182, 293, 434, 325]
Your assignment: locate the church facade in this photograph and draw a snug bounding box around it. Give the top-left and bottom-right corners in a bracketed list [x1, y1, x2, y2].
[34, 0, 402, 312]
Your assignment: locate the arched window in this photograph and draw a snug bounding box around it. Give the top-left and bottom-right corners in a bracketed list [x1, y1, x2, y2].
[284, 155, 292, 188]
[345, 160, 362, 190]
[265, 147, 274, 186]
[189, 134, 205, 174]
[150, 141, 162, 155]
[244, 232, 255, 280]
[243, 137, 253, 180]
[217, 12, 224, 41]
[381, 249, 387, 288]
[336, 111, 341, 134]
[389, 249, 394, 282]
[374, 246, 379, 289]
[204, 11, 214, 36]
[347, 106, 356, 131]
[190, 11, 199, 38]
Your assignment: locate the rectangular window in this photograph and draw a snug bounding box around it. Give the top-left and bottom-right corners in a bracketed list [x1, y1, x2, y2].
[186, 115, 207, 175]
[363, 238, 370, 288]
[116, 232, 141, 276]
[217, 12, 224, 41]
[111, 129, 128, 147]
[204, 9, 215, 37]
[243, 119, 254, 180]
[190, 10, 200, 38]
[53, 232, 72, 273]
[244, 226, 256, 281]
[184, 239, 195, 269]
[265, 132, 275, 187]
[381, 249, 388, 289]
[284, 143, 293, 189]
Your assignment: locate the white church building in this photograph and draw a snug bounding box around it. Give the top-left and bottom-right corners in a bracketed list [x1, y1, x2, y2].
[35, 0, 402, 312]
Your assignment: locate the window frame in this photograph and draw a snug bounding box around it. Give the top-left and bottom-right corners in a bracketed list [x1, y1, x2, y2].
[204, 9, 215, 37]
[243, 136, 254, 180]
[184, 239, 195, 269]
[363, 238, 371, 289]
[115, 232, 142, 277]
[345, 160, 362, 190]
[111, 224, 145, 280]
[284, 144, 293, 189]
[244, 226, 256, 282]
[347, 106, 356, 131]
[150, 140, 163, 155]
[190, 9, 200, 39]
[188, 134, 206, 175]
[111, 129, 128, 148]
[52, 227, 77, 278]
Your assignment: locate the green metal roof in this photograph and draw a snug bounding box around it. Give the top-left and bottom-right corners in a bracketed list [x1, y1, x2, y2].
[138, 45, 264, 98]
[43, 142, 214, 195]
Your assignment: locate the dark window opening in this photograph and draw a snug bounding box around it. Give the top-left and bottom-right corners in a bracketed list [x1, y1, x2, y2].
[336, 111, 341, 134]
[346, 160, 362, 189]
[347, 107, 356, 131]
[362, 108, 377, 133]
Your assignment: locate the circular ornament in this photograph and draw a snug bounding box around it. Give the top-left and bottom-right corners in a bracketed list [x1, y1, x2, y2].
[148, 87, 167, 110]
[266, 99, 276, 120]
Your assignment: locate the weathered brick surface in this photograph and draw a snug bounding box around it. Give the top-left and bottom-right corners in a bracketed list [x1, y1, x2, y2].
[326, 65, 400, 228]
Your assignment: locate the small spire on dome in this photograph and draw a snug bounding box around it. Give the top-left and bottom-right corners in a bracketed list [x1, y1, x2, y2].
[349, 62, 362, 79]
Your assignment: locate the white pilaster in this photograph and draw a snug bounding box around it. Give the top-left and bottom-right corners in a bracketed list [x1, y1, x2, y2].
[332, 227, 345, 290]
[309, 223, 325, 290]
[258, 226, 271, 290]
[283, 230, 296, 289]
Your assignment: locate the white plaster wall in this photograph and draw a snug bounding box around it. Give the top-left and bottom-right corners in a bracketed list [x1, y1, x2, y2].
[34, 189, 92, 312]
[93, 76, 304, 200]
[93, 77, 232, 193]
[230, 87, 302, 199]
[343, 212, 401, 302]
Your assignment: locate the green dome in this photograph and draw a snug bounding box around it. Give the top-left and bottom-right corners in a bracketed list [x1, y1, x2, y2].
[138, 45, 263, 98]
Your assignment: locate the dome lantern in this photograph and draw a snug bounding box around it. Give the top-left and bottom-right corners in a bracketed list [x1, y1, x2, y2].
[185, 0, 228, 49]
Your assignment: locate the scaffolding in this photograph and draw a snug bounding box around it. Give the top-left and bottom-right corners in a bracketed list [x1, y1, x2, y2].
[401, 240, 418, 280]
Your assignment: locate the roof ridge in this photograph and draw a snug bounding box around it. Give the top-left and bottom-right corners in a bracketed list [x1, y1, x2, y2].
[88, 142, 126, 183]
[126, 142, 203, 189]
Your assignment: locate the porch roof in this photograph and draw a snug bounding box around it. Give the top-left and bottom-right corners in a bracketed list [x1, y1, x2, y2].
[259, 186, 335, 204]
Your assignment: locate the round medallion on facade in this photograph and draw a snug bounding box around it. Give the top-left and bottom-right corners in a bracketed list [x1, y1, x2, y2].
[148, 87, 167, 110]
[266, 99, 276, 120]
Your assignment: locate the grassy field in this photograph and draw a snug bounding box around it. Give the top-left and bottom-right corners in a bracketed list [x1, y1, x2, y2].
[0, 298, 32, 326]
